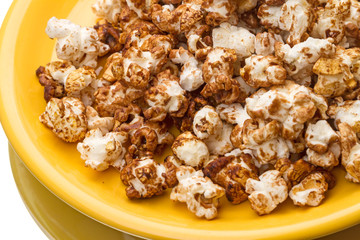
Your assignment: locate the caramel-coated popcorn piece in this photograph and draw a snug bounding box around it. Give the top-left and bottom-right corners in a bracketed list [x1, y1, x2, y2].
[275, 38, 335, 85]
[203, 154, 258, 204]
[339, 122, 360, 183]
[94, 82, 143, 117]
[40, 97, 87, 143]
[170, 166, 225, 220]
[328, 99, 360, 135]
[241, 55, 287, 88]
[245, 170, 288, 215]
[144, 71, 189, 121]
[258, 0, 314, 46]
[246, 81, 328, 140]
[311, 0, 351, 44]
[289, 172, 328, 207]
[121, 155, 178, 199]
[275, 158, 316, 189]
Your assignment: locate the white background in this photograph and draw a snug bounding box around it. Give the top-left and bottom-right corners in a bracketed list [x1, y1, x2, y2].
[0, 0, 47, 239]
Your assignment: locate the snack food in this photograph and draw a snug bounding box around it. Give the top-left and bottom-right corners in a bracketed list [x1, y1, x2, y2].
[37, 0, 360, 220]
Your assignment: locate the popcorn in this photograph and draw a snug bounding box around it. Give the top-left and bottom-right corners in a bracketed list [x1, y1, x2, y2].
[231, 119, 288, 165]
[275, 158, 316, 189]
[275, 38, 336, 85]
[125, 0, 158, 20]
[255, 32, 283, 56]
[94, 20, 122, 53]
[237, 0, 258, 14]
[305, 144, 340, 170]
[170, 166, 225, 220]
[170, 48, 204, 92]
[151, 2, 204, 34]
[94, 82, 143, 117]
[204, 122, 234, 155]
[120, 155, 178, 199]
[200, 47, 248, 104]
[112, 46, 171, 90]
[37, 0, 360, 219]
[172, 132, 210, 169]
[203, 154, 258, 204]
[193, 105, 222, 139]
[289, 172, 329, 207]
[144, 71, 189, 121]
[86, 106, 114, 134]
[202, 47, 237, 83]
[246, 81, 328, 140]
[313, 47, 360, 97]
[245, 170, 288, 215]
[65, 67, 99, 106]
[202, 0, 237, 26]
[46, 17, 110, 68]
[36, 61, 75, 102]
[311, 0, 351, 44]
[40, 97, 87, 143]
[92, 0, 122, 24]
[77, 128, 128, 171]
[216, 103, 251, 128]
[305, 120, 339, 154]
[258, 0, 314, 46]
[240, 55, 287, 88]
[328, 99, 360, 135]
[212, 23, 255, 60]
[339, 122, 360, 183]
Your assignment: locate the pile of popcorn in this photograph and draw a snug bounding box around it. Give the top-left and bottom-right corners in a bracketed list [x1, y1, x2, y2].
[37, 0, 360, 220]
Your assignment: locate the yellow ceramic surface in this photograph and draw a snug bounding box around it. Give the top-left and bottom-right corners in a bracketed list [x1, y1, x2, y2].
[9, 144, 141, 240]
[1, 0, 360, 239]
[9, 144, 360, 240]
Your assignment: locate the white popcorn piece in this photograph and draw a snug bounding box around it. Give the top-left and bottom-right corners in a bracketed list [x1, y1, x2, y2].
[172, 132, 210, 169]
[305, 120, 339, 154]
[92, 0, 122, 24]
[212, 23, 255, 60]
[170, 48, 204, 91]
[245, 170, 288, 215]
[289, 172, 328, 207]
[170, 166, 225, 220]
[77, 128, 128, 171]
[86, 106, 114, 134]
[46, 17, 110, 68]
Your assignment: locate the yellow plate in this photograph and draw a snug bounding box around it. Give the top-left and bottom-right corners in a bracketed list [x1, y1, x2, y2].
[1, 0, 360, 239]
[9, 144, 360, 240]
